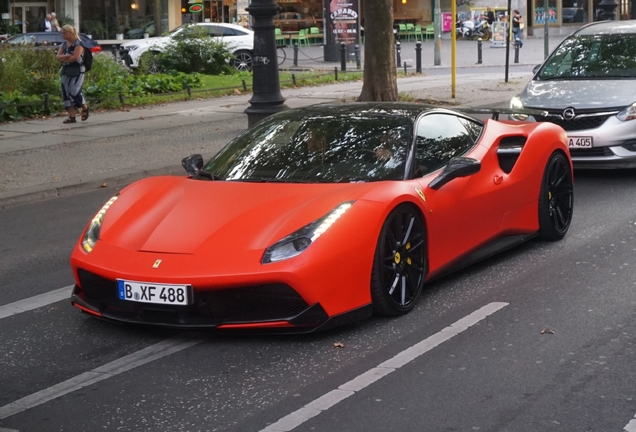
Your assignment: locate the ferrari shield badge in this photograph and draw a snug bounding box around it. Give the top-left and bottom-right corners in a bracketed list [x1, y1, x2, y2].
[152, 259, 162, 269]
[415, 188, 426, 202]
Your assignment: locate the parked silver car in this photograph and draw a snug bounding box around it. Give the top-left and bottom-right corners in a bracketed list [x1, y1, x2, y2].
[511, 20, 636, 168]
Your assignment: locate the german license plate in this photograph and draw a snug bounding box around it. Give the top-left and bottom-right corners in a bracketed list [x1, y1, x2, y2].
[568, 137, 593, 148]
[117, 279, 190, 305]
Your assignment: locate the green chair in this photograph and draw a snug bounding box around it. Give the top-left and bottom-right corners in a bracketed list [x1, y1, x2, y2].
[291, 28, 309, 47]
[308, 26, 322, 45]
[405, 23, 416, 41]
[414, 24, 423, 41]
[424, 24, 435, 40]
[398, 24, 407, 41]
[275, 27, 286, 46]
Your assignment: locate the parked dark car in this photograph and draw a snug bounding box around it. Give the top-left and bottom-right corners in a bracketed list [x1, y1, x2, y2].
[1, 32, 101, 53]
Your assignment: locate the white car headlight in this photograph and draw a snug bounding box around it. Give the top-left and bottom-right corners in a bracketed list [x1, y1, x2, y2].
[262, 201, 354, 264]
[82, 196, 118, 254]
[125, 45, 140, 51]
[617, 102, 636, 121]
[510, 96, 524, 110]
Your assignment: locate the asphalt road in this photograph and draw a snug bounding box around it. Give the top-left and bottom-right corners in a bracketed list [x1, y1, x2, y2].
[2, 168, 636, 432]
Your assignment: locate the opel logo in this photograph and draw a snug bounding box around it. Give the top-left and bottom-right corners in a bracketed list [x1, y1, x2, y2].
[563, 107, 576, 120]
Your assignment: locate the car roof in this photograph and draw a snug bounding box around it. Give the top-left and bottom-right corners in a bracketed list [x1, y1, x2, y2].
[5, 32, 98, 44]
[574, 19, 636, 36]
[194, 22, 253, 33]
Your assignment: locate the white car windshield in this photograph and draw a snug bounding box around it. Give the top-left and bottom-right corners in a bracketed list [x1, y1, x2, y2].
[538, 34, 636, 80]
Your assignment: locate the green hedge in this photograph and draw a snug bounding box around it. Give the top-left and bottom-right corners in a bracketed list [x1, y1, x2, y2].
[0, 45, 202, 121]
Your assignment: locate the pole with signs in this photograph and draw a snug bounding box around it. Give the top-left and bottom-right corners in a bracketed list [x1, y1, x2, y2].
[324, 0, 360, 62]
[504, 0, 511, 82]
[434, 0, 441, 65]
[544, 0, 549, 59]
[244, 0, 288, 127]
[451, 0, 456, 98]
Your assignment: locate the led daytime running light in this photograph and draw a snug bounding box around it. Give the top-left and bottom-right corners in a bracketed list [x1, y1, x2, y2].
[311, 202, 352, 241]
[82, 196, 118, 253]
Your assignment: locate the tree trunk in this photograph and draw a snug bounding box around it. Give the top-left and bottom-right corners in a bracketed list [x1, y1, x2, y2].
[358, 0, 398, 101]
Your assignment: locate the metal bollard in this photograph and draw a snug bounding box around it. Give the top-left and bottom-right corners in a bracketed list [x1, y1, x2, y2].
[514, 39, 520, 63]
[354, 44, 361, 69]
[415, 41, 422, 73]
[396, 41, 402, 68]
[340, 42, 347, 71]
[404, 63, 408, 74]
[477, 38, 483, 64]
[334, 66, 338, 80]
[293, 43, 299, 67]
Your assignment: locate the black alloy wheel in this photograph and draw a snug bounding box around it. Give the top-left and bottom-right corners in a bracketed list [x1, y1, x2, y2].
[371, 204, 427, 316]
[538, 151, 574, 240]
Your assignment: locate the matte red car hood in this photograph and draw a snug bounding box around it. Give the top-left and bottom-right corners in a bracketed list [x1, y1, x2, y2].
[100, 176, 368, 255]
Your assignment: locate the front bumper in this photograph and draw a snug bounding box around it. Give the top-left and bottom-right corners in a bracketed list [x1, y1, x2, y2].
[71, 268, 372, 333]
[527, 108, 636, 168]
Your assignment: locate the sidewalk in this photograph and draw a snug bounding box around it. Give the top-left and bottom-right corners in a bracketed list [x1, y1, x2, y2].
[0, 36, 565, 208]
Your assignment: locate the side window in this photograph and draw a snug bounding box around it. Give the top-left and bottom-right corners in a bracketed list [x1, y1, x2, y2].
[414, 114, 477, 176]
[221, 27, 236, 36]
[206, 26, 223, 37]
[8, 35, 26, 44]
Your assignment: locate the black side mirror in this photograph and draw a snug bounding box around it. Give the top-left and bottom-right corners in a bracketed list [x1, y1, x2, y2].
[182, 154, 203, 176]
[428, 157, 481, 190]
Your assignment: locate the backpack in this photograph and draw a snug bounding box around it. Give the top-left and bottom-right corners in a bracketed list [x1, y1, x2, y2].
[81, 43, 93, 72]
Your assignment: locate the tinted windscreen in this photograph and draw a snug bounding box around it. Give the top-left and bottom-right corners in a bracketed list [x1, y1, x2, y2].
[538, 34, 636, 79]
[202, 114, 412, 183]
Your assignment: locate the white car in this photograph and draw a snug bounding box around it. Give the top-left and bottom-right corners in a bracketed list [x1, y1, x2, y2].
[119, 22, 254, 72]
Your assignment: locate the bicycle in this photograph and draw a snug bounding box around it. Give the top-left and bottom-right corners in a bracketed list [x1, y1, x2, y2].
[277, 46, 286, 65]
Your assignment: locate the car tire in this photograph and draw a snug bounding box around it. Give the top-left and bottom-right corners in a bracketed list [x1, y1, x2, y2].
[233, 50, 253, 72]
[537, 151, 574, 241]
[371, 204, 427, 316]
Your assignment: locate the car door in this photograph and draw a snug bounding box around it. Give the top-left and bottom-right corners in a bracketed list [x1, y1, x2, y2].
[413, 113, 505, 271]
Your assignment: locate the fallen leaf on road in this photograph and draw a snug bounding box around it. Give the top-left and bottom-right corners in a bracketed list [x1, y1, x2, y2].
[333, 342, 344, 348]
[140, 116, 145, 120]
[100, 182, 108, 188]
[52, 177, 60, 181]
[540, 328, 555, 335]
[233, 89, 241, 95]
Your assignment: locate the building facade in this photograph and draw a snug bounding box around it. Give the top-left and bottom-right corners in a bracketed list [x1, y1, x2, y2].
[0, 0, 632, 39]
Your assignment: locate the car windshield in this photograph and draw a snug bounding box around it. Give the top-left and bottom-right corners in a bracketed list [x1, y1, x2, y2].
[201, 112, 412, 183]
[537, 33, 636, 80]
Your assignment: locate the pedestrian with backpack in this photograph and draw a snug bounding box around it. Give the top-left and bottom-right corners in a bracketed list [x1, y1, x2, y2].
[56, 24, 89, 123]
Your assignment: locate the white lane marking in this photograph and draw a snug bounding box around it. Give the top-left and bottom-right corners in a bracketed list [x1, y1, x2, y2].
[0, 286, 73, 320]
[0, 427, 20, 432]
[0, 333, 204, 420]
[260, 302, 509, 432]
[624, 416, 636, 431]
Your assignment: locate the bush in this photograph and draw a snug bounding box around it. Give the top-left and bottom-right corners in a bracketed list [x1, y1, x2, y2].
[0, 45, 60, 95]
[156, 24, 234, 75]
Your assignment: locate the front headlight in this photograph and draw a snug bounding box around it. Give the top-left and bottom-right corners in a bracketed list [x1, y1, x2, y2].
[262, 201, 354, 264]
[617, 103, 636, 121]
[510, 96, 524, 110]
[125, 45, 140, 51]
[82, 196, 118, 254]
[509, 96, 528, 120]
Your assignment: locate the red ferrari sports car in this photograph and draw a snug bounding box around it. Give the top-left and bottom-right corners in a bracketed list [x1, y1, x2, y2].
[70, 103, 573, 332]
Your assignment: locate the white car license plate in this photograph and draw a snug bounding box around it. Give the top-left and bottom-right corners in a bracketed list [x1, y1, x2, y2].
[568, 137, 593, 148]
[117, 279, 190, 305]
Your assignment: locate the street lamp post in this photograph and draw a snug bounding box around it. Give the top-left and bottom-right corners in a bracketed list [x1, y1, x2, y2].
[244, 0, 288, 127]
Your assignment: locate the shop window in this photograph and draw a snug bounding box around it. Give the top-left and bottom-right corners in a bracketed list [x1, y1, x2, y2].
[534, 1, 558, 24]
[562, 1, 587, 22]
